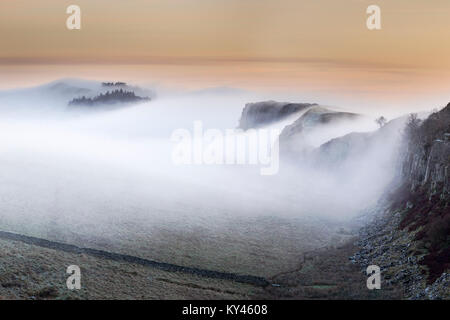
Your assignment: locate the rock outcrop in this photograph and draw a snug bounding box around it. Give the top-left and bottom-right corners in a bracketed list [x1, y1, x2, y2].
[238, 101, 316, 130]
[402, 106, 450, 199]
[351, 103, 450, 299]
[312, 116, 405, 169]
[280, 106, 362, 156]
[235, 98, 448, 299]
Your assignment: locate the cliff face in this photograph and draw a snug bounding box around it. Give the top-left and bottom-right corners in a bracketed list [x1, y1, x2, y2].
[402, 106, 450, 199]
[351, 104, 450, 299]
[403, 140, 449, 200]
[238, 101, 316, 130]
[280, 106, 362, 156]
[312, 117, 405, 170]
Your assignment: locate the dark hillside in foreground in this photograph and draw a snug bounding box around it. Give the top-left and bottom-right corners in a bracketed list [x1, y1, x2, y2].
[257, 103, 449, 300]
[351, 103, 449, 299]
[396, 104, 450, 283]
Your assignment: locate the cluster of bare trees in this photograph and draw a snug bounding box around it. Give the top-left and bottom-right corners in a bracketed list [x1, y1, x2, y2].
[69, 89, 149, 106]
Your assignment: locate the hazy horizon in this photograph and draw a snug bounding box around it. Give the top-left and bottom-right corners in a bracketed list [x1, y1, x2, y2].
[1, 0, 449, 113]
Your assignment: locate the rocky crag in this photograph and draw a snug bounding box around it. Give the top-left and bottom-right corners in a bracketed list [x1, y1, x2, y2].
[236, 99, 448, 299]
[351, 103, 449, 299]
[279, 106, 362, 156]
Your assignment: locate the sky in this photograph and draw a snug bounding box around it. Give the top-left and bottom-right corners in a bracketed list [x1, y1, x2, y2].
[0, 0, 449, 108]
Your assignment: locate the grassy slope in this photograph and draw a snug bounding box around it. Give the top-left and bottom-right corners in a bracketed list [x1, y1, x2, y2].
[0, 238, 262, 300]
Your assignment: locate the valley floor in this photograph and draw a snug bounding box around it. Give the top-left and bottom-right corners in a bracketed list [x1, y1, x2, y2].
[0, 215, 363, 300]
[256, 241, 402, 299]
[0, 235, 404, 300]
[0, 215, 402, 300]
[0, 237, 260, 300]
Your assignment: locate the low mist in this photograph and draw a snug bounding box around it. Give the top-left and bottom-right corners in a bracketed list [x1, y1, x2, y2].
[0, 80, 406, 271]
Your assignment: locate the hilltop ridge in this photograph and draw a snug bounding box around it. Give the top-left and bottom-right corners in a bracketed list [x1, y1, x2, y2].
[68, 88, 150, 107]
